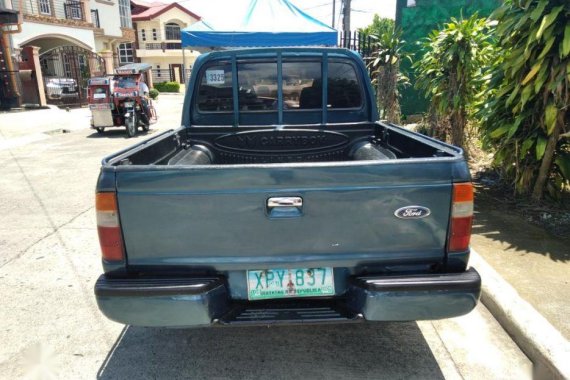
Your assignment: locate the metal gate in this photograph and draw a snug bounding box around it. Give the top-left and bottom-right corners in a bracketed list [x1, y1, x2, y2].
[39, 46, 106, 106]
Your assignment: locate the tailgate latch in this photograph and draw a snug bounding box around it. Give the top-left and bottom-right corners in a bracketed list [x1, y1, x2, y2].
[266, 197, 303, 218]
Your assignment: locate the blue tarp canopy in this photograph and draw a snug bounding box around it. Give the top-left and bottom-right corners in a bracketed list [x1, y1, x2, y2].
[181, 0, 337, 48]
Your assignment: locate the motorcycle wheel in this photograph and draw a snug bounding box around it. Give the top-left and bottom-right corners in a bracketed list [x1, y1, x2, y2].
[95, 127, 105, 134]
[126, 114, 137, 138]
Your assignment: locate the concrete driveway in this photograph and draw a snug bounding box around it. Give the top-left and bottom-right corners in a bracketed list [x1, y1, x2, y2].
[0, 95, 531, 379]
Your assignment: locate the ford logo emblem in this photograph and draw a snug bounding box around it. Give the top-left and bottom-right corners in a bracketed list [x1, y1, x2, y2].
[394, 206, 431, 219]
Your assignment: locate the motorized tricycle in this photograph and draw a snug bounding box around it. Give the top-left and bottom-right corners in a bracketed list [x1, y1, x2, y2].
[88, 63, 156, 137]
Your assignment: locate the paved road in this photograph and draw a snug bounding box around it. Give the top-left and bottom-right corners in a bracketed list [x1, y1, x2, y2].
[0, 95, 531, 379]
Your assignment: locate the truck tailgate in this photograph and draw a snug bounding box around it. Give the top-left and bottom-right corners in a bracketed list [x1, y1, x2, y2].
[116, 161, 454, 270]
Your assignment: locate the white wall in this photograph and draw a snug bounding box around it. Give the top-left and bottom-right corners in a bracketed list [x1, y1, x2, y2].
[136, 21, 162, 45]
[90, 0, 123, 38]
[13, 22, 96, 51]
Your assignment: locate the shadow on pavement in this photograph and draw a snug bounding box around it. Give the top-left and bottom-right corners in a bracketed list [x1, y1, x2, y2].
[86, 129, 157, 139]
[472, 203, 570, 263]
[97, 323, 445, 379]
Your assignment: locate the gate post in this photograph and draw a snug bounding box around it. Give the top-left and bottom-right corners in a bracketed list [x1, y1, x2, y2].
[30, 46, 47, 107]
[146, 69, 153, 89]
[100, 50, 114, 74]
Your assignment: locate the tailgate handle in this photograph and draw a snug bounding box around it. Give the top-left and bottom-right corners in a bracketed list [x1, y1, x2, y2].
[267, 197, 303, 218]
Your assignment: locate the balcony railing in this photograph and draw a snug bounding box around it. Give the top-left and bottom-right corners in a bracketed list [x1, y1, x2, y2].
[91, 9, 100, 28]
[145, 42, 182, 50]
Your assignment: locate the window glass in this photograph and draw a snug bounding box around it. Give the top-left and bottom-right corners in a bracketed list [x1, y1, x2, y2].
[165, 23, 181, 40]
[196, 62, 233, 113]
[118, 43, 134, 64]
[38, 0, 51, 14]
[327, 61, 362, 109]
[118, 0, 132, 28]
[115, 76, 136, 89]
[282, 61, 321, 110]
[237, 62, 277, 112]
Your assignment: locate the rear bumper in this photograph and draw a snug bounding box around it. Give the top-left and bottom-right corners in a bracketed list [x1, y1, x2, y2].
[94, 277, 230, 327]
[94, 269, 481, 327]
[347, 268, 481, 321]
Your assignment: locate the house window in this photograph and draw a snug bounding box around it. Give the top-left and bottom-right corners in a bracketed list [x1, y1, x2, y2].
[118, 0, 132, 28]
[165, 23, 181, 40]
[38, 0, 51, 15]
[118, 43, 134, 64]
[152, 28, 157, 41]
[141, 29, 146, 42]
[66, 2, 82, 20]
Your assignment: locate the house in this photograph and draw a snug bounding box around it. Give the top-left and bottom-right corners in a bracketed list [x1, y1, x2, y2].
[130, 0, 200, 84]
[91, 0, 136, 58]
[1, 0, 135, 107]
[8, 0, 134, 55]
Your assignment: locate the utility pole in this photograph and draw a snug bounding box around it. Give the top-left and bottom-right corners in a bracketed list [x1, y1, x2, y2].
[331, 0, 336, 29]
[342, 0, 351, 32]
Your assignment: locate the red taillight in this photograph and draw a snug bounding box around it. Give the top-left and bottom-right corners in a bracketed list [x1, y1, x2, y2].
[96, 192, 125, 261]
[448, 183, 474, 253]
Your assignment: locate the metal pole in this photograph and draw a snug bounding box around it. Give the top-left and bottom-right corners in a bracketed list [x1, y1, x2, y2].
[332, 0, 335, 28]
[182, 46, 187, 84]
[342, 0, 351, 33]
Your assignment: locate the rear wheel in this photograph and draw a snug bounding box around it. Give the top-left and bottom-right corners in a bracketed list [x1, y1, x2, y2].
[126, 114, 137, 138]
[95, 127, 105, 134]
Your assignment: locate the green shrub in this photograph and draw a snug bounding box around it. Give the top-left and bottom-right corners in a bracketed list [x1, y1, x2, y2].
[480, 0, 570, 200]
[154, 81, 180, 93]
[414, 14, 496, 150]
[149, 88, 159, 100]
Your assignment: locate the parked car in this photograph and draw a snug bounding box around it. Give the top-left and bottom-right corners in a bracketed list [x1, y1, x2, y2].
[94, 48, 481, 328]
[45, 77, 79, 100]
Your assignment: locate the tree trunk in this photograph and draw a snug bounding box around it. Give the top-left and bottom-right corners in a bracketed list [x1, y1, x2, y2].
[450, 109, 465, 148]
[531, 110, 565, 201]
[385, 62, 401, 124]
[376, 67, 383, 119]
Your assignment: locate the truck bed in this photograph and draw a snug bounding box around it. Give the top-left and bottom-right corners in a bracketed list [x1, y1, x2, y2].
[99, 122, 468, 277]
[105, 122, 456, 166]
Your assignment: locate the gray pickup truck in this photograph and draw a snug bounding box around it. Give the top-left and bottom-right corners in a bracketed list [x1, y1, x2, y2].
[94, 48, 480, 327]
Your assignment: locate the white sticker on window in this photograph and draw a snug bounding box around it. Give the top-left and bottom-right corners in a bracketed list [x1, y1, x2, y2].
[206, 69, 225, 85]
[93, 93, 107, 99]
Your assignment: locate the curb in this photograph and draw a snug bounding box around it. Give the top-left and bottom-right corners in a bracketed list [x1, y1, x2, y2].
[470, 250, 570, 379]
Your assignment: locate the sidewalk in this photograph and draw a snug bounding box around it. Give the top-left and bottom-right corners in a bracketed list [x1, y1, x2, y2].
[0, 106, 91, 151]
[471, 189, 570, 340]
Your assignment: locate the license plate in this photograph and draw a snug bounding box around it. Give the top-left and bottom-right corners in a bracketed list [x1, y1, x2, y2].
[246, 268, 334, 300]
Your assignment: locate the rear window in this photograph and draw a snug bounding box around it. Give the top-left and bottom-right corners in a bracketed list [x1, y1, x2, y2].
[237, 62, 278, 112]
[282, 61, 322, 110]
[194, 58, 363, 114]
[196, 62, 233, 113]
[328, 61, 362, 109]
